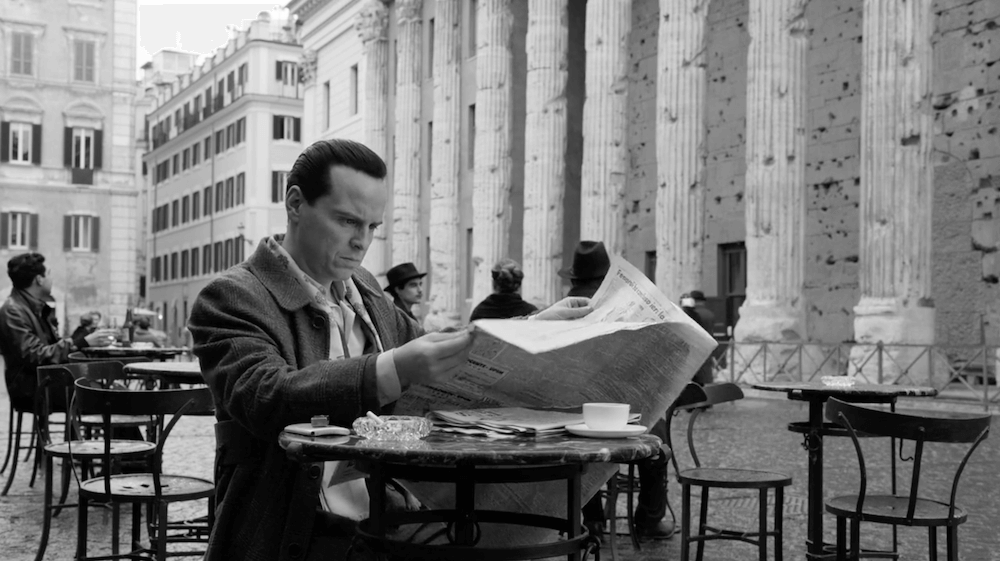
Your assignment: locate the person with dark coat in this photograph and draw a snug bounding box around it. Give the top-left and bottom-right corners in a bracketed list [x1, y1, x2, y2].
[469, 259, 538, 320]
[0, 253, 115, 412]
[189, 139, 592, 561]
[383, 262, 425, 320]
[563, 241, 675, 541]
[71, 310, 102, 343]
[688, 290, 716, 385]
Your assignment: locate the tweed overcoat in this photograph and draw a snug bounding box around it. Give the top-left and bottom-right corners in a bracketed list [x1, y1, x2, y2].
[189, 237, 422, 561]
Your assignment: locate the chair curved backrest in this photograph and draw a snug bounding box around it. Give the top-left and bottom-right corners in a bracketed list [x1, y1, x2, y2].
[826, 398, 992, 521]
[664, 383, 709, 473]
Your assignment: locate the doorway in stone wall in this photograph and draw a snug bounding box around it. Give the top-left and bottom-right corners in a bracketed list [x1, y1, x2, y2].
[717, 242, 746, 337]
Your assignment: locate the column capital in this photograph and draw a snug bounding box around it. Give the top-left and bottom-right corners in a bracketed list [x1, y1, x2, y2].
[355, 0, 389, 43]
[395, 0, 423, 24]
[298, 49, 318, 86]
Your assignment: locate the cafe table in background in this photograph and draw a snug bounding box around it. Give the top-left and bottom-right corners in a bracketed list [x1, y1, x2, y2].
[751, 379, 937, 560]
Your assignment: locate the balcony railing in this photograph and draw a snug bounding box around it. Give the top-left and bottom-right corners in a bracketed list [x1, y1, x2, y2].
[711, 340, 1000, 411]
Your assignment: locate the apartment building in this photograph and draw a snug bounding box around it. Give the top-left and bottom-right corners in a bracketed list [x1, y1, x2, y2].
[0, 0, 139, 330]
[141, 10, 302, 342]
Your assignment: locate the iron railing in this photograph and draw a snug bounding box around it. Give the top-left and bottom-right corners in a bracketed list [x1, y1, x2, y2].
[710, 340, 1000, 411]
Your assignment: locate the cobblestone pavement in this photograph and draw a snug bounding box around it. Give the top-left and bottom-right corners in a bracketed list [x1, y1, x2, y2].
[2, 384, 997, 561]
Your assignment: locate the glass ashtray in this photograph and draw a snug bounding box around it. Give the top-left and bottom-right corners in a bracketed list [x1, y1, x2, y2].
[821, 375, 857, 387]
[352, 415, 432, 441]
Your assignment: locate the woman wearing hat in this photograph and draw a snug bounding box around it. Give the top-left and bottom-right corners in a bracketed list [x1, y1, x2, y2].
[470, 259, 538, 321]
[384, 262, 426, 320]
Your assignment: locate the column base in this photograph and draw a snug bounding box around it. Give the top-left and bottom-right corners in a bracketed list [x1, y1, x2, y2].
[732, 302, 806, 384]
[850, 298, 937, 385]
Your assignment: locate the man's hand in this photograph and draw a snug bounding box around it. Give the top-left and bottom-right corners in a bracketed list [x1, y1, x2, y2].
[393, 327, 476, 390]
[535, 297, 593, 321]
[84, 328, 119, 347]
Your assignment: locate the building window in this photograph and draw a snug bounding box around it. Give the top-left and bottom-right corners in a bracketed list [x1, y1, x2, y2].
[215, 181, 224, 212]
[468, 104, 476, 170]
[73, 39, 95, 82]
[323, 81, 331, 129]
[181, 249, 189, 278]
[215, 130, 224, 155]
[191, 142, 200, 166]
[5, 122, 32, 164]
[272, 116, 301, 141]
[11, 32, 34, 76]
[203, 185, 212, 215]
[0, 212, 37, 250]
[71, 128, 95, 169]
[272, 171, 289, 203]
[181, 195, 190, 223]
[349, 65, 358, 116]
[225, 177, 234, 209]
[171, 200, 179, 227]
[182, 148, 189, 171]
[172, 154, 179, 174]
[236, 172, 245, 206]
[202, 243, 211, 274]
[235, 117, 245, 145]
[204, 136, 211, 160]
[192, 191, 200, 220]
[191, 246, 200, 276]
[277, 61, 297, 86]
[213, 241, 223, 272]
[171, 252, 178, 280]
[65, 214, 99, 252]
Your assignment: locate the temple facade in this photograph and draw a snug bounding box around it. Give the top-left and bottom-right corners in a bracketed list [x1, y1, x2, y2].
[288, 0, 1000, 360]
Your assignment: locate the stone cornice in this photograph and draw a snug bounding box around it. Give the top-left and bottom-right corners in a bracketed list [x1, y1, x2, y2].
[289, 0, 331, 24]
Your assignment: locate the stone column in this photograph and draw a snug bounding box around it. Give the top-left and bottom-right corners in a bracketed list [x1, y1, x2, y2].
[580, 0, 632, 256]
[391, 0, 423, 266]
[425, 0, 463, 331]
[853, 0, 935, 381]
[655, 0, 708, 301]
[356, 0, 391, 279]
[733, 0, 808, 347]
[471, 0, 514, 306]
[521, 0, 568, 307]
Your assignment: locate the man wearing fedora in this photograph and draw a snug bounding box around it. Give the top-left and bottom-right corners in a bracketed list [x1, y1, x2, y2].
[563, 240, 675, 541]
[384, 262, 426, 320]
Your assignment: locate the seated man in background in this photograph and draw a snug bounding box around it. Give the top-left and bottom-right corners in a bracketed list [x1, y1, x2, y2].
[383, 262, 425, 320]
[561, 241, 675, 541]
[132, 317, 166, 347]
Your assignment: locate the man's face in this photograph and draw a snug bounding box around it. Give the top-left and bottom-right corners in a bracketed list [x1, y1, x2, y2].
[35, 268, 53, 298]
[287, 165, 386, 284]
[397, 278, 423, 306]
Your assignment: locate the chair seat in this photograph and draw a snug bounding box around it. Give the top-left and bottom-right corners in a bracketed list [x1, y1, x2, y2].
[44, 439, 156, 459]
[79, 413, 154, 427]
[825, 495, 968, 527]
[80, 473, 215, 503]
[678, 467, 792, 489]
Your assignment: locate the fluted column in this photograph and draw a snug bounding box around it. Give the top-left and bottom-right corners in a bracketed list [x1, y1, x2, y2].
[425, 0, 462, 331]
[356, 0, 390, 278]
[471, 0, 514, 306]
[733, 0, 808, 344]
[391, 0, 423, 265]
[655, 0, 707, 302]
[580, 0, 632, 256]
[854, 0, 935, 349]
[521, 0, 568, 308]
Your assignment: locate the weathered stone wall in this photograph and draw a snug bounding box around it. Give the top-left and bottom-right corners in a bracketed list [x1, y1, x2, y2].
[624, 0, 999, 344]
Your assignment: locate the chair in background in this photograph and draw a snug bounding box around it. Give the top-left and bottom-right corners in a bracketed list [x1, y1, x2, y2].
[824, 398, 991, 561]
[1, 388, 38, 496]
[665, 382, 792, 561]
[74, 375, 215, 561]
[35, 363, 157, 561]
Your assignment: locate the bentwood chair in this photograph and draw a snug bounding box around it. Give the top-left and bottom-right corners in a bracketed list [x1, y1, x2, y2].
[1, 385, 39, 496]
[824, 398, 991, 561]
[666, 382, 792, 561]
[35, 364, 157, 561]
[74, 376, 215, 561]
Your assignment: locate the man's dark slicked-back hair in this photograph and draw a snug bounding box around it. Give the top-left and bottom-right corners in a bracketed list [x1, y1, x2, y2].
[7, 252, 46, 290]
[287, 138, 387, 204]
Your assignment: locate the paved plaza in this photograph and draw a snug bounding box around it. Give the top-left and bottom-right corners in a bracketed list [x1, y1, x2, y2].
[1, 385, 997, 561]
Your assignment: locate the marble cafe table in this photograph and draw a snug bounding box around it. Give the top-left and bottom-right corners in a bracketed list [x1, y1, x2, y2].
[78, 345, 187, 361]
[279, 430, 662, 561]
[751, 380, 937, 560]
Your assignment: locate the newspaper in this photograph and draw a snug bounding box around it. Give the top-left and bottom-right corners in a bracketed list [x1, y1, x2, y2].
[428, 406, 641, 438]
[393, 255, 717, 547]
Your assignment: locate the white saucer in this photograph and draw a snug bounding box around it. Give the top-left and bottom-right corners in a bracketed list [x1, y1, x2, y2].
[566, 423, 647, 439]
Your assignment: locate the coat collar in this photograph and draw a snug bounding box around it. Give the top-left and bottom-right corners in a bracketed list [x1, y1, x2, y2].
[245, 235, 384, 312]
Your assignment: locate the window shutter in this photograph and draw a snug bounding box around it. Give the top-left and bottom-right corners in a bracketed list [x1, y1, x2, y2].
[238, 65, 244, 85]
[272, 171, 278, 202]
[275, 61, 282, 80]
[31, 124, 41, 165]
[63, 215, 72, 251]
[64, 127, 73, 167]
[273, 116, 282, 140]
[93, 130, 103, 169]
[91, 216, 100, 252]
[293, 118, 301, 142]
[0, 213, 8, 249]
[1, 121, 9, 163]
[29, 214, 38, 250]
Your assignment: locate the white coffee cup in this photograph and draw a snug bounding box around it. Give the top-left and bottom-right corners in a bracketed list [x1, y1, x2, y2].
[583, 403, 630, 430]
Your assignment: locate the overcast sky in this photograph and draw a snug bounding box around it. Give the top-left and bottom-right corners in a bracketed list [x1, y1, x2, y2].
[137, 0, 280, 75]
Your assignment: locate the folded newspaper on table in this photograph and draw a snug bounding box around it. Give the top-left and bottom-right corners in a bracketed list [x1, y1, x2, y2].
[428, 406, 641, 438]
[394, 255, 717, 547]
